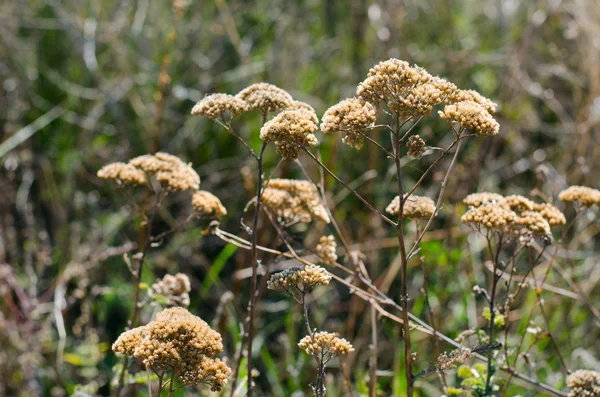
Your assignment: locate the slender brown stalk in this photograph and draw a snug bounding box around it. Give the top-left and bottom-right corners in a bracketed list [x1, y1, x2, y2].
[369, 304, 378, 397]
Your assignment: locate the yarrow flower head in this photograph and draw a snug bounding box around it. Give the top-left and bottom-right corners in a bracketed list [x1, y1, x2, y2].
[267, 264, 331, 297]
[320, 98, 376, 149]
[129, 152, 200, 191]
[407, 135, 426, 158]
[97, 162, 147, 185]
[151, 273, 191, 307]
[191, 190, 227, 217]
[298, 331, 354, 361]
[566, 369, 600, 397]
[260, 109, 319, 160]
[559, 186, 600, 208]
[386, 195, 436, 219]
[463, 192, 506, 207]
[262, 179, 330, 224]
[436, 348, 473, 372]
[236, 83, 293, 114]
[461, 203, 516, 230]
[191, 93, 248, 119]
[439, 100, 499, 136]
[112, 308, 231, 391]
[447, 89, 497, 114]
[315, 235, 337, 266]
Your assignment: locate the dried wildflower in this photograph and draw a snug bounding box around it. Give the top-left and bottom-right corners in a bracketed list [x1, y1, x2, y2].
[407, 135, 426, 158]
[315, 235, 337, 266]
[298, 331, 354, 360]
[463, 192, 507, 208]
[287, 101, 319, 123]
[559, 186, 600, 208]
[262, 179, 330, 224]
[436, 348, 473, 372]
[534, 203, 566, 226]
[236, 83, 293, 114]
[267, 264, 331, 296]
[191, 93, 248, 119]
[566, 370, 600, 397]
[129, 152, 200, 191]
[505, 195, 536, 212]
[151, 273, 191, 307]
[439, 100, 499, 137]
[447, 89, 497, 114]
[260, 109, 318, 160]
[461, 203, 516, 230]
[97, 162, 147, 185]
[386, 195, 436, 219]
[112, 308, 231, 391]
[192, 190, 227, 217]
[320, 98, 377, 149]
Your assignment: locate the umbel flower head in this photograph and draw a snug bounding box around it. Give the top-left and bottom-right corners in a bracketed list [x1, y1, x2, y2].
[407, 135, 426, 158]
[98, 153, 200, 191]
[436, 348, 473, 372]
[236, 82, 293, 114]
[191, 93, 248, 119]
[356, 58, 457, 119]
[192, 190, 227, 218]
[298, 331, 354, 362]
[151, 273, 191, 307]
[566, 369, 600, 397]
[315, 235, 338, 266]
[447, 89, 497, 114]
[386, 195, 436, 219]
[559, 185, 600, 208]
[320, 98, 376, 149]
[260, 109, 319, 160]
[262, 178, 330, 224]
[112, 307, 231, 391]
[439, 100, 499, 136]
[267, 264, 331, 298]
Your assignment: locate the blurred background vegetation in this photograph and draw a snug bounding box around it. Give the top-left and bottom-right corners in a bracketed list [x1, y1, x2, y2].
[1, 0, 599, 396]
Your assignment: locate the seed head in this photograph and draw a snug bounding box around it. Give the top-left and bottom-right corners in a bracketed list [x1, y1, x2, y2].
[315, 235, 337, 266]
[559, 186, 600, 208]
[533, 203, 566, 226]
[298, 331, 354, 360]
[447, 89, 497, 114]
[439, 100, 499, 136]
[267, 264, 331, 295]
[192, 190, 227, 217]
[436, 348, 473, 372]
[461, 203, 516, 230]
[191, 93, 248, 119]
[129, 152, 200, 191]
[321, 98, 377, 149]
[463, 192, 506, 208]
[386, 195, 436, 219]
[260, 109, 319, 160]
[262, 179, 330, 224]
[236, 83, 293, 114]
[407, 135, 426, 158]
[566, 370, 600, 397]
[151, 273, 191, 307]
[97, 162, 147, 185]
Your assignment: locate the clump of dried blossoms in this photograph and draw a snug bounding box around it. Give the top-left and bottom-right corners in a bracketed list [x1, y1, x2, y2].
[386, 195, 436, 219]
[112, 307, 231, 391]
[267, 264, 331, 298]
[151, 273, 191, 307]
[259, 108, 319, 160]
[407, 135, 426, 158]
[435, 348, 473, 372]
[191, 190, 227, 217]
[439, 100, 499, 136]
[298, 331, 354, 361]
[315, 235, 338, 266]
[262, 178, 330, 224]
[559, 186, 600, 208]
[97, 162, 147, 185]
[235, 82, 293, 114]
[447, 89, 497, 114]
[566, 370, 600, 397]
[320, 98, 377, 149]
[191, 93, 248, 120]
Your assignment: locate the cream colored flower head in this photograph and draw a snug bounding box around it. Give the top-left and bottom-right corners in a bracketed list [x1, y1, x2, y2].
[97, 162, 147, 185]
[463, 192, 507, 208]
[191, 93, 248, 119]
[514, 211, 551, 237]
[262, 179, 330, 224]
[407, 135, 426, 158]
[461, 203, 516, 230]
[298, 331, 354, 361]
[533, 203, 566, 226]
[566, 370, 600, 397]
[559, 185, 600, 208]
[112, 307, 231, 391]
[447, 89, 497, 114]
[439, 100, 499, 136]
[386, 195, 436, 219]
[192, 190, 227, 217]
[236, 83, 293, 114]
[260, 109, 319, 160]
[267, 264, 331, 296]
[129, 152, 200, 191]
[316, 235, 337, 266]
[151, 273, 191, 307]
[320, 98, 376, 149]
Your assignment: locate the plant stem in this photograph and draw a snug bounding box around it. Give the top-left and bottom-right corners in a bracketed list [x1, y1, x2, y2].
[484, 235, 503, 395]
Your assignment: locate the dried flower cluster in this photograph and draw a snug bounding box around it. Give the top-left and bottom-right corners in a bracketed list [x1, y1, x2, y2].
[298, 332, 354, 361]
[461, 192, 566, 239]
[262, 178, 330, 224]
[356, 58, 456, 118]
[260, 109, 319, 159]
[439, 100, 499, 136]
[112, 308, 231, 391]
[566, 370, 600, 397]
[447, 89, 497, 114]
[151, 273, 191, 307]
[192, 190, 227, 217]
[267, 264, 331, 296]
[559, 186, 600, 208]
[315, 235, 338, 266]
[191, 93, 249, 119]
[235, 82, 293, 114]
[386, 195, 436, 219]
[407, 135, 426, 158]
[320, 98, 377, 149]
[436, 348, 473, 372]
[99, 152, 200, 191]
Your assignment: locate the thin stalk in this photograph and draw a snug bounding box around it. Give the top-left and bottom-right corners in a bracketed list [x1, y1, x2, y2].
[484, 234, 503, 395]
[369, 304, 378, 397]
